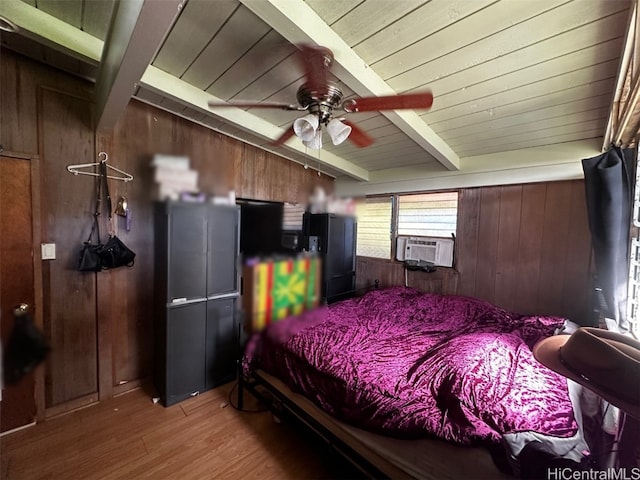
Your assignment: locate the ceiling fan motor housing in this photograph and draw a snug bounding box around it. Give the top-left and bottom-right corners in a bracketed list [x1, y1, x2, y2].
[297, 83, 344, 125]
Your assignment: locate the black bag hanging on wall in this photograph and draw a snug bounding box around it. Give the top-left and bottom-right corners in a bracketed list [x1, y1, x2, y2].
[77, 160, 135, 271]
[96, 161, 136, 269]
[77, 236, 103, 272]
[100, 235, 135, 269]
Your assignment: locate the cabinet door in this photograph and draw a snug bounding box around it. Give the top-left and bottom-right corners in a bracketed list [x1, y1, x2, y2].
[168, 203, 208, 301]
[326, 215, 356, 272]
[325, 215, 357, 302]
[207, 206, 239, 297]
[205, 298, 237, 389]
[166, 302, 206, 405]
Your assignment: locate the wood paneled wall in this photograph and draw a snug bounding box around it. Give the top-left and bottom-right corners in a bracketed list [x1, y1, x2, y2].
[40, 88, 98, 412]
[1, 49, 333, 414]
[356, 180, 593, 323]
[356, 258, 460, 294]
[97, 100, 333, 399]
[457, 181, 593, 321]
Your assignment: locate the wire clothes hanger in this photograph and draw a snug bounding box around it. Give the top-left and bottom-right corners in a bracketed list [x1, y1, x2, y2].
[67, 152, 134, 182]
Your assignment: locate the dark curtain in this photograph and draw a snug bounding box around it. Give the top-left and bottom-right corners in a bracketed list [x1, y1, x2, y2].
[582, 146, 636, 333]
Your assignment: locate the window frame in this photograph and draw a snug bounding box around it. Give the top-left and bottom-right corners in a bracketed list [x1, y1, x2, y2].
[355, 189, 460, 264]
[354, 194, 394, 260]
[628, 147, 639, 337]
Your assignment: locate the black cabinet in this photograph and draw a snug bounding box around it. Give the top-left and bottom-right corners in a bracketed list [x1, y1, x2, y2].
[155, 202, 239, 406]
[304, 213, 357, 303]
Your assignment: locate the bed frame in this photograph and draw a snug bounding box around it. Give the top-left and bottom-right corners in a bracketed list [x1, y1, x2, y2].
[240, 369, 509, 479]
[241, 369, 398, 478]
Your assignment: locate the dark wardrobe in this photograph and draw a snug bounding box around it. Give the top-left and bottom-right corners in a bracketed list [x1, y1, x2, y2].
[154, 201, 240, 406]
[304, 213, 357, 303]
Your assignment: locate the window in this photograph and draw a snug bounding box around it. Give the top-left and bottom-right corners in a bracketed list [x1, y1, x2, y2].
[283, 203, 305, 231]
[355, 191, 458, 260]
[355, 196, 392, 259]
[398, 192, 458, 238]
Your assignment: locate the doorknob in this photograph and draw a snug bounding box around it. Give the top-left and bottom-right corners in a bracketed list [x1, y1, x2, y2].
[4, 302, 48, 386]
[13, 303, 29, 316]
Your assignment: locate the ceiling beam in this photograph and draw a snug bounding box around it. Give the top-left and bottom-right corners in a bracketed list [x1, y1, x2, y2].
[240, 0, 461, 171]
[140, 66, 370, 181]
[0, 0, 102, 63]
[95, 0, 183, 133]
[335, 139, 600, 197]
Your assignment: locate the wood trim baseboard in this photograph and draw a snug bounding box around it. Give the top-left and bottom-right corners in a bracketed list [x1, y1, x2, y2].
[112, 378, 150, 397]
[45, 393, 98, 419]
[0, 421, 37, 438]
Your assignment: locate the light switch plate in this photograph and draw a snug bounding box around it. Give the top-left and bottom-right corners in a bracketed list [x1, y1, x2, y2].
[41, 243, 56, 260]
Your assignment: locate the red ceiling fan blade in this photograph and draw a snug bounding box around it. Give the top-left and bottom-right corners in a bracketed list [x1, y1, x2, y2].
[298, 44, 333, 93]
[343, 91, 433, 113]
[342, 120, 374, 148]
[271, 126, 296, 146]
[208, 100, 301, 110]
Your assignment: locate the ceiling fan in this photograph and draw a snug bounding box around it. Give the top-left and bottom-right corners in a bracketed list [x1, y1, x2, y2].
[207, 44, 433, 149]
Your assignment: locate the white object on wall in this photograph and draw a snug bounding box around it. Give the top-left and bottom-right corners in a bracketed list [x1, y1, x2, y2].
[396, 236, 454, 267]
[41, 243, 56, 260]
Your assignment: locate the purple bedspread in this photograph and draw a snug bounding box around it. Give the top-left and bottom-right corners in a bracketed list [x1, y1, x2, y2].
[245, 287, 578, 445]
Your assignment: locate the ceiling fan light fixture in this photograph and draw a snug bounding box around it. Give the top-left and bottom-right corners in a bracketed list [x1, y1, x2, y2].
[302, 129, 323, 149]
[293, 113, 319, 142]
[327, 118, 351, 145]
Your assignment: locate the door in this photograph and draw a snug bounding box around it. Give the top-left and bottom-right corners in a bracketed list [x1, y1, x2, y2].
[323, 215, 357, 302]
[168, 203, 208, 302]
[205, 297, 237, 389]
[207, 205, 240, 297]
[166, 302, 206, 406]
[0, 155, 37, 432]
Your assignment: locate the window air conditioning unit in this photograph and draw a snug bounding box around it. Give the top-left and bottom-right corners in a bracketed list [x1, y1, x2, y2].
[396, 236, 454, 267]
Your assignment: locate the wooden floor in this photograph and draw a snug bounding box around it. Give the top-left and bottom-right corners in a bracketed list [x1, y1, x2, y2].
[1, 382, 361, 480]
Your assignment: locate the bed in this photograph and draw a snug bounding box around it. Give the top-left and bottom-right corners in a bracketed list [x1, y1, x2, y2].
[241, 285, 587, 478]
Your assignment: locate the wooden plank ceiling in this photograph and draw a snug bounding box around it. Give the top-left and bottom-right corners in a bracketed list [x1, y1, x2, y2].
[1, 0, 636, 188]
